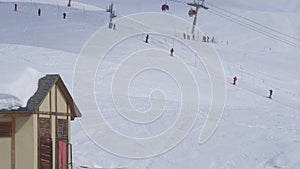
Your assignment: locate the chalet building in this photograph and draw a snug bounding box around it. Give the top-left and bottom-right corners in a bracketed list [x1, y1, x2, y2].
[0, 74, 81, 169]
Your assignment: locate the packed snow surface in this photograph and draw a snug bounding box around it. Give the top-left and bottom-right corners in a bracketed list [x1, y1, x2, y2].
[0, 0, 299, 168]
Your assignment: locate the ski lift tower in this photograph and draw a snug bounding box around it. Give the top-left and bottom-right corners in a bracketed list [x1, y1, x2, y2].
[187, 0, 208, 35]
[106, 2, 117, 29]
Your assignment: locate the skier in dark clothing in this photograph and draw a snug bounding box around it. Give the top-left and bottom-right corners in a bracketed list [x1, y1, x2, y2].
[202, 35, 206, 42]
[14, 3, 18, 11]
[269, 89, 273, 99]
[170, 48, 174, 56]
[63, 12, 66, 19]
[38, 8, 41, 16]
[233, 76, 237, 85]
[145, 34, 149, 43]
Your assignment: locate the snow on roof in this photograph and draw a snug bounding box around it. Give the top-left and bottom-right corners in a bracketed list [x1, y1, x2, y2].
[0, 67, 43, 110]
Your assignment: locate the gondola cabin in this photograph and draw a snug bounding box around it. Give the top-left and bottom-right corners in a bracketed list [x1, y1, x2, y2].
[0, 74, 81, 169]
[161, 3, 169, 11]
[188, 8, 197, 17]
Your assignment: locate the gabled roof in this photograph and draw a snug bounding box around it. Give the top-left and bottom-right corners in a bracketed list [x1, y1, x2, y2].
[0, 74, 81, 120]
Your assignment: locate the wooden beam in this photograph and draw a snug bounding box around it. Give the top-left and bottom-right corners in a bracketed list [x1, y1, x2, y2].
[50, 86, 52, 113]
[55, 84, 58, 169]
[0, 113, 31, 118]
[37, 111, 73, 117]
[55, 113, 58, 169]
[67, 110, 69, 169]
[55, 85, 57, 113]
[11, 115, 15, 169]
[37, 113, 40, 169]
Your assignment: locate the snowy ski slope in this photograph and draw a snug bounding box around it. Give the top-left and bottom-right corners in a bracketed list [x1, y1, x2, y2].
[0, 0, 299, 168]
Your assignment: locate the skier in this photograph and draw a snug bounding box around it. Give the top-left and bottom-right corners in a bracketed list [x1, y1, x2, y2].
[170, 48, 174, 56]
[233, 76, 237, 85]
[211, 36, 216, 43]
[203, 35, 206, 42]
[145, 34, 149, 43]
[268, 89, 273, 99]
[63, 12, 66, 19]
[14, 3, 18, 11]
[183, 33, 186, 39]
[38, 8, 41, 16]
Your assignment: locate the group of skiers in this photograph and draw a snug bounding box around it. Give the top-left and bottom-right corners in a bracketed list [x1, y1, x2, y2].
[232, 76, 273, 99]
[203, 35, 209, 42]
[183, 33, 195, 40]
[13, 3, 67, 19]
[144, 34, 174, 56]
[182, 32, 215, 44]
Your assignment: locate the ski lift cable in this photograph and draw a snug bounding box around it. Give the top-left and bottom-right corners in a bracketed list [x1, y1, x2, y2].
[206, 2, 300, 43]
[208, 9, 300, 49]
[169, 0, 300, 48]
[169, 0, 188, 4]
[207, 9, 300, 49]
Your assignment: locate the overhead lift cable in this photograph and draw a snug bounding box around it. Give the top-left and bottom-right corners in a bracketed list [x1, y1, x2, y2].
[205, 3, 300, 49]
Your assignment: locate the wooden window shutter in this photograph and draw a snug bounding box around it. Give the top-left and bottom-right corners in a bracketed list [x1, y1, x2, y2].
[57, 119, 68, 139]
[39, 118, 51, 138]
[0, 122, 12, 137]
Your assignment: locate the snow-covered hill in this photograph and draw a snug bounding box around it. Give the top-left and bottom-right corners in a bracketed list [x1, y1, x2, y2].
[0, 0, 299, 168]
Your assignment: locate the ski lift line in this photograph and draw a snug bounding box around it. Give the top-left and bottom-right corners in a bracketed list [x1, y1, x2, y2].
[170, 0, 300, 44]
[169, 0, 188, 4]
[209, 11, 300, 50]
[208, 10, 300, 49]
[207, 10, 300, 49]
[206, 2, 300, 42]
[209, 9, 300, 49]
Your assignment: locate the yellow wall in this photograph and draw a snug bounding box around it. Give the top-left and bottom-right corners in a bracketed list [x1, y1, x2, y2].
[33, 115, 38, 169]
[39, 85, 68, 114]
[0, 137, 11, 169]
[57, 88, 67, 113]
[15, 115, 38, 169]
[39, 92, 50, 112]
